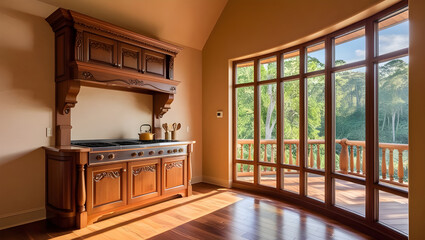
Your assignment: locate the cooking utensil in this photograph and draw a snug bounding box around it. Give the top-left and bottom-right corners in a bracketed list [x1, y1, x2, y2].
[176, 123, 181, 131]
[172, 123, 177, 132]
[162, 123, 168, 132]
[139, 124, 154, 140]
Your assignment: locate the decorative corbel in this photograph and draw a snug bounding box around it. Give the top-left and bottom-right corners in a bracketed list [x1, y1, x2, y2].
[153, 93, 174, 119]
[57, 80, 81, 115]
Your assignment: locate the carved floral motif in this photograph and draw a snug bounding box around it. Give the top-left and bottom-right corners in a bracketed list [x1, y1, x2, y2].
[146, 55, 163, 64]
[133, 165, 156, 176]
[165, 162, 183, 170]
[122, 49, 138, 59]
[89, 40, 113, 51]
[82, 71, 94, 80]
[93, 171, 120, 182]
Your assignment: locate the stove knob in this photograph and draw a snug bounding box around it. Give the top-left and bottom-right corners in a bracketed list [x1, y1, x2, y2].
[149, 151, 155, 155]
[96, 154, 104, 161]
[173, 149, 177, 153]
[131, 152, 137, 157]
[158, 150, 164, 155]
[138, 152, 144, 156]
[179, 148, 184, 153]
[167, 150, 173, 154]
[108, 153, 115, 159]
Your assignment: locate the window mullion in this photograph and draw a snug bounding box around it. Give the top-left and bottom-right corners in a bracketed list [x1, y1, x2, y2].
[299, 47, 307, 197]
[325, 36, 334, 207]
[253, 59, 260, 185]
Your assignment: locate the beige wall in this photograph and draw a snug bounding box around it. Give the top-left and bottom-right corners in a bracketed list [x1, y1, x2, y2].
[0, 2, 202, 230]
[408, 0, 425, 238]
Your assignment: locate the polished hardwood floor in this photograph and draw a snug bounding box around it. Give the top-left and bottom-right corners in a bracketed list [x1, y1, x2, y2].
[0, 183, 373, 240]
[240, 172, 408, 234]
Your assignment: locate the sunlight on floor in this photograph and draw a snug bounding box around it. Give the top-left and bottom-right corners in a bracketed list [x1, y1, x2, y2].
[50, 189, 243, 239]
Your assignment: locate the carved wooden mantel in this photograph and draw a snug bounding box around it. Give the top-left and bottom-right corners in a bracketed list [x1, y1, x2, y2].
[46, 8, 182, 146]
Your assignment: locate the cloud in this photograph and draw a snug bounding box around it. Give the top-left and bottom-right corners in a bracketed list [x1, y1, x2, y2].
[355, 49, 365, 58]
[379, 34, 409, 54]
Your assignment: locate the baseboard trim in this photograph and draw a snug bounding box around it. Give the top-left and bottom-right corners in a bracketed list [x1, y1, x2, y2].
[0, 207, 45, 230]
[202, 176, 232, 188]
[191, 176, 203, 184]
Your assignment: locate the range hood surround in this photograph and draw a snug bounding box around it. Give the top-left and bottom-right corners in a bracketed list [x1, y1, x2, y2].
[46, 8, 182, 146]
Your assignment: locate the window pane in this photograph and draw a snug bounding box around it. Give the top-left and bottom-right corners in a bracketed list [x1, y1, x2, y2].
[236, 61, 254, 84]
[378, 57, 408, 189]
[236, 87, 254, 161]
[281, 168, 299, 194]
[378, 9, 409, 55]
[282, 50, 300, 77]
[283, 80, 300, 166]
[307, 76, 325, 170]
[260, 57, 277, 81]
[307, 173, 325, 202]
[236, 163, 254, 183]
[307, 42, 325, 72]
[334, 28, 365, 66]
[259, 166, 276, 188]
[260, 84, 277, 163]
[379, 191, 408, 234]
[334, 68, 366, 176]
[335, 179, 365, 216]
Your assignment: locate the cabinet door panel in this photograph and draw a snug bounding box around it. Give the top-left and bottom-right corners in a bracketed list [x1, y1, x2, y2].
[128, 159, 160, 204]
[162, 156, 187, 195]
[84, 33, 117, 66]
[118, 43, 142, 72]
[87, 163, 126, 214]
[144, 50, 165, 77]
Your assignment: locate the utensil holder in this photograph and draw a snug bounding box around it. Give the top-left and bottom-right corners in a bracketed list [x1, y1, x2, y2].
[171, 131, 177, 140]
[165, 132, 170, 140]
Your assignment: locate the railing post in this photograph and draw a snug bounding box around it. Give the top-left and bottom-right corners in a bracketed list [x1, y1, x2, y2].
[263, 143, 268, 162]
[296, 143, 299, 166]
[271, 144, 275, 163]
[389, 149, 394, 181]
[248, 144, 252, 160]
[316, 144, 321, 170]
[398, 150, 404, 183]
[283, 143, 286, 164]
[309, 144, 314, 168]
[339, 138, 348, 174]
[240, 144, 244, 159]
[381, 148, 387, 179]
[356, 146, 361, 174]
[362, 146, 366, 175]
[289, 144, 293, 165]
[350, 146, 354, 173]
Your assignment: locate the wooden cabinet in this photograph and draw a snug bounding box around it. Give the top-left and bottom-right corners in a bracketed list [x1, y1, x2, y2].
[84, 33, 117, 67]
[128, 159, 161, 204]
[144, 50, 166, 77]
[118, 43, 143, 73]
[87, 163, 127, 214]
[162, 156, 187, 195]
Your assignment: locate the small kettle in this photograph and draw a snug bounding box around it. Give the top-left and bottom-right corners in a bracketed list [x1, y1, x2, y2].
[139, 124, 154, 140]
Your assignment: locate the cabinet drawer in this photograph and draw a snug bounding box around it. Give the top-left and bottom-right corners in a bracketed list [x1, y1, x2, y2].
[128, 159, 161, 204]
[87, 163, 127, 214]
[118, 43, 142, 73]
[84, 33, 117, 66]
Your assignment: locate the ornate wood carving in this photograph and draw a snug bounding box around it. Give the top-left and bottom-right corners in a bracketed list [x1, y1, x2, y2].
[168, 56, 174, 80]
[133, 165, 156, 176]
[77, 164, 86, 212]
[93, 171, 120, 182]
[154, 93, 174, 118]
[75, 31, 83, 61]
[122, 49, 138, 59]
[165, 161, 183, 170]
[146, 55, 163, 64]
[57, 80, 80, 115]
[89, 40, 113, 51]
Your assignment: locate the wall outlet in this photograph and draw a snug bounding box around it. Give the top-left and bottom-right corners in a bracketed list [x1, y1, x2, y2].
[46, 127, 52, 137]
[217, 110, 223, 118]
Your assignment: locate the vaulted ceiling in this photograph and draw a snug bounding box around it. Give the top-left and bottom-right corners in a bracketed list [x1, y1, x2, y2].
[9, 0, 229, 50]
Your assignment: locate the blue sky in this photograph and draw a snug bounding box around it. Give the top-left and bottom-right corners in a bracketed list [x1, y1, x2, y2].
[308, 20, 409, 66]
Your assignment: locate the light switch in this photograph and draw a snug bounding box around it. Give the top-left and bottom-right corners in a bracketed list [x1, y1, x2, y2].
[46, 127, 52, 137]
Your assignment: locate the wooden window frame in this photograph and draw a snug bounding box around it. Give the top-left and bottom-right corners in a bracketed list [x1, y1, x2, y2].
[232, 1, 408, 239]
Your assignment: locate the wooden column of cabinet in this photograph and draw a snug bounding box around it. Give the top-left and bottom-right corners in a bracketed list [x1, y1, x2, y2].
[44, 8, 195, 229]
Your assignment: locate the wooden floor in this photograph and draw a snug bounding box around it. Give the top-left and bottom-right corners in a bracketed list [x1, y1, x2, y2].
[0, 183, 374, 240]
[240, 173, 408, 234]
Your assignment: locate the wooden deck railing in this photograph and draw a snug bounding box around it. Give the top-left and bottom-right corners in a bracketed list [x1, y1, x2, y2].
[236, 139, 408, 187]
